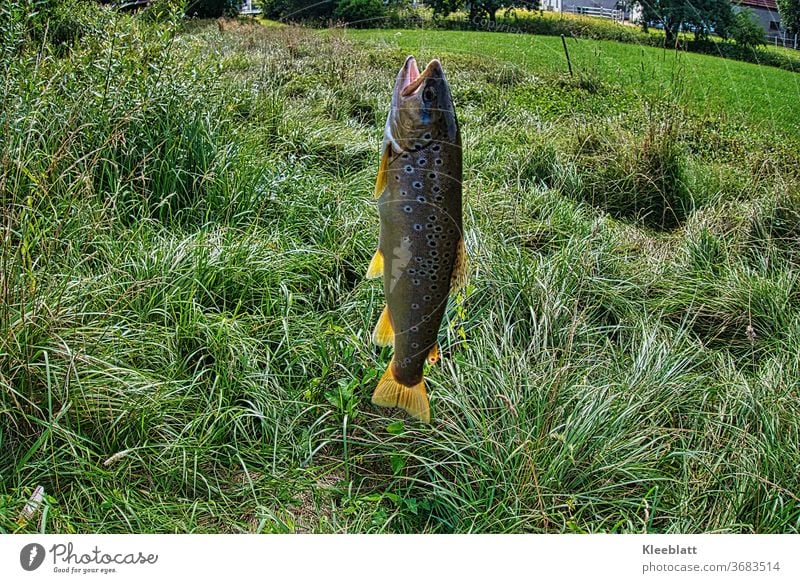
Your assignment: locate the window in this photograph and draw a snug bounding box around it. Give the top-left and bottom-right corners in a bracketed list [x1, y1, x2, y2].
[769, 21, 781, 31]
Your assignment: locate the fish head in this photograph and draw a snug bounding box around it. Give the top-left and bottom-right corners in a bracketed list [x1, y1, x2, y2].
[385, 56, 459, 154]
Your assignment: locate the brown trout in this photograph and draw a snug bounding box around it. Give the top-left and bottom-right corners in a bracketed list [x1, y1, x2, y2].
[366, 56, 465, 424]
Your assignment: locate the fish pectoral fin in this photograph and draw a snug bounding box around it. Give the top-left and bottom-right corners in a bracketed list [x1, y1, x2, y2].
[366, 249, 384, 279]
[374, 144, 391, 198]
[426, 343, 440, 365]
[450, 238, 468, 294]
[372, 361, 430, 424]
[372, 305, 394, 347]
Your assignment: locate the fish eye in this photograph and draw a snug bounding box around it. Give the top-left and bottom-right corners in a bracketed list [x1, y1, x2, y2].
[423, 85, 436, 102]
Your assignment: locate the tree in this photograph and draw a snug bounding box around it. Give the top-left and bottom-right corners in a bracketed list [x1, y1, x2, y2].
[731, 8, 766, 47]
[635, 0, 733, 45]
[777, 0, 800, 34]
[684, 0, 735, 41]
[427, 0, 538, 25]
[635, 0, 689, 45]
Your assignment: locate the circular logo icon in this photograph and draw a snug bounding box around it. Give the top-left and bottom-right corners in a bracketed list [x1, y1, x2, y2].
[20, 543, 46, 571]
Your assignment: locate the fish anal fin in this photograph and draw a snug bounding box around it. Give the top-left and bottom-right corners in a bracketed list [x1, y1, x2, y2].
[372, 362, 430, 424]
[372, 305, 394, 347]
[374, 144, 391, 198]
[366, 249, 384, 279]
[426, 343, 440, 365]
[450, 238, 468, 294]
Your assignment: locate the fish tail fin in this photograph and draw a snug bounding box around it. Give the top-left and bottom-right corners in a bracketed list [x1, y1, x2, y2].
[372, 361, 430, 424]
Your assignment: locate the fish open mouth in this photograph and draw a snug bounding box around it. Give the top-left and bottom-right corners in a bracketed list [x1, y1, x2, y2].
[399, 57, 441, 98]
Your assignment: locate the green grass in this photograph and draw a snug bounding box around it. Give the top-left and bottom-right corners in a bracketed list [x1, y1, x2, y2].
[1, 10, 799, 533]
[347, 28, 800, 138]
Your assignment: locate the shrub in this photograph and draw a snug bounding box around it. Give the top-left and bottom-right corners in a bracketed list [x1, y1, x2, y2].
[0, 0, 104, 52]
[259, 0, 337, 20]
[333, 0, 386, 26]
[185, 0, 241, 17]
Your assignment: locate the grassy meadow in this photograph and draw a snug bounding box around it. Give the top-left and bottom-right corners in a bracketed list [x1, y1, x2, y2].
[1, 10, 800, 533]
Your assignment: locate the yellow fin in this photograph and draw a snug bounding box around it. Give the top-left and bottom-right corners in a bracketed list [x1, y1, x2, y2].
[372, 305, 394, 347]
[450, 238, 468, 294]
[366, 249, 384, 279]
[372, 362, 430, 423]
[427, 343, 440, 365]
[374, 145, 391, 198]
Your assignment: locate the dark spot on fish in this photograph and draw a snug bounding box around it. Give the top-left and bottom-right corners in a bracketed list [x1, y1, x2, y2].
[423, 295, 431, 301]
[434, 196, 444, 202]
[417, 196, 426, 203]
[395, 175, 400, 181]
[432, 144, 440, 152]
[412, 342, 419, 348]
[428, 241, 437, 247]
[428, 215, 437, 222]
[413, 224, 422, 231]
[429, 173, 436, 179]
[431, 250, 439, 257]
[415, 256, 422, 262]
[418, 158, 426, 166]
[426, 225, 434, 231]
[403, 205, 412, 213]
[413, 182, 423, 189]
[412, 303, 419, 310]
[431, 274, 439, 281]
[434, 226, 443, 232]
[431, 284, 438, 290]
[413, 278, 420, 285]
[422, 314, 430, 322]
[435, 159, 443, 166]
[405, 165, 413, 174]
[447, 228, 455, 234]
[408, 268, 416, 275]
[423, 132, 432, 140]
[432, 185, 440, 192]
[401, 190, 408, 196]
[402, 153, 410, 160]
[411, 326, 419, 332]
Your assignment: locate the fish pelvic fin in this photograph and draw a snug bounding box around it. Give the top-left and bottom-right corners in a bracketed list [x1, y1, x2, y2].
[372, 305, 394, 347]
[374, 144, 391, 198]
[372, 361, 430, 424]
[450, 238, 468, 294]
[366, 249, 384, 279]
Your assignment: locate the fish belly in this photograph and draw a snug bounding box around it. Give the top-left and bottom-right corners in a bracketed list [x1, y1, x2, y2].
[378, 149, 461, 386]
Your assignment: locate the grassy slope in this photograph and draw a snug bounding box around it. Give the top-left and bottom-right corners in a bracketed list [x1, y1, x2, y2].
[2, 16, 799, 533]
[348, 28, 800, 137]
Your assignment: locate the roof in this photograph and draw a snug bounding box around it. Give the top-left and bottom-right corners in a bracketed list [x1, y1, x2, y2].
[737, 0, 779, 10]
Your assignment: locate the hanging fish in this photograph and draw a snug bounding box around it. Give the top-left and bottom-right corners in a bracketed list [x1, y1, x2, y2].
[367, 56, 465, 424]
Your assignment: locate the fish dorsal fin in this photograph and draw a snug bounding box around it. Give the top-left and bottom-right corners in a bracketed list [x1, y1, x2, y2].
[450, 238, 468, 294]
[374, 144, 392, 198]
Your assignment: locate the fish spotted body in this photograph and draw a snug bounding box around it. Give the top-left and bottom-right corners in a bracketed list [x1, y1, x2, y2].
[367, 56, 465, 424]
